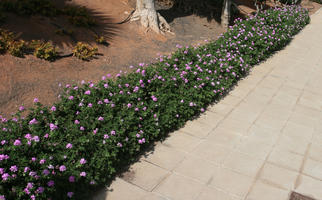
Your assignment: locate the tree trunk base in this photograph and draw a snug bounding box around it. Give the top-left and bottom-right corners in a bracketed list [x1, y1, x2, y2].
[131, 8, 171, 34]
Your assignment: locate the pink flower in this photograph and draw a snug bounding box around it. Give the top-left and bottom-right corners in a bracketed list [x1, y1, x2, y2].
[80, 172, 86, 177]
[59, 165, 66, 172]
[84, 90, 91, 95]
[80, 158, 87, 165]
[74, 120, 80, 124]
[68, 96, 74, 100]
[66, 143, 73, 149]
[39, 159, 46, 164]
[69, 176, 75, 182]
[19, 106, 25, 111]
[47, 180, 54, 187]
[10, 165, 18, 172]
[111, 130, 116, 135]
[33, 98, 39, 103]
[98, 117, 104, 121]
[13, 140, 21, 146]
[51, 106, 56, 111]
[67, 192, 74, 198]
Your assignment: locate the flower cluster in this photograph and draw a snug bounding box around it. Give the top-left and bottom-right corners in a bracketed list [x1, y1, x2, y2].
[0, 6, 309, 200]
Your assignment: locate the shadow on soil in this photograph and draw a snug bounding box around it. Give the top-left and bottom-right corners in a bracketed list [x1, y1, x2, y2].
[0, 0, 120, 48]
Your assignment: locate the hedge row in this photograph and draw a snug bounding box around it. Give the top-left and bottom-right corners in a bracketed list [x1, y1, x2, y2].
[0, 5, 310, 200]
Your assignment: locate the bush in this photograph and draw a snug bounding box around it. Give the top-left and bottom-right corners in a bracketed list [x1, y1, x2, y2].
[33, 42, 58, 61]
[8, 40, 27, 57]
[72, 42, 98, 61]
[0, 6, 310, 200]
[62, 6, 96, 28]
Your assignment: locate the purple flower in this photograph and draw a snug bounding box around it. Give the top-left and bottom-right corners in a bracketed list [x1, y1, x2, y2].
[67, 192, 74, 198]
[1, 140, 6, 145]
[0, 154, 9, 161]
[84, 90, 91, 95]
[98, 116, 104, 121]
[80, 172, 86, 177]
[80, 158, 87, 165]
[74, 120, 80, 124]
[127, 103, 132, 108]
[39, 159, 46, 164]
[59, 165, 66, 172]
[66, 143, 73, 149]
[151, 96, 158, 102]
[43, 169, 50, 175]
[33, 98, 39, 103]
[88, 103, 93, 107]
[68, 96, 74, 100]
[117, 142, 122, 147]
[110, 130, 116, 135]
[51, 106, 56, 111]
[80, 126, 85, 131]
[47, 180, 54, 187]
[36, 187, 44, 194]
[2, 173, 9, 181]
[13, 139, 21, 146]
[69, 176, 75, 182]
[24, 167, 30, 173]
[29, 118, 38, 125]
[10, 165, 18, 172]
[49, 123, 58, 131]
[0, 195, 5, 200]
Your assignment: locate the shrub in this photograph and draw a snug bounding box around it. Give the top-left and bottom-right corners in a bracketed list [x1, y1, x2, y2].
[62, 6, 96, 28]
[0, 6, 310, 200]
[72, 42, 98, 61]
[8, 40, 27, 57]
[33, 42, 58, 61]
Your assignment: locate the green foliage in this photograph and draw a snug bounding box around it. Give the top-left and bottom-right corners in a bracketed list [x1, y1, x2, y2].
[72, 42, 98, 61]
[94, 35, 108, 45]
[0, 0, 57, 16]
[8, 40, 28, 57]
[33, 42, 58, 61]
[0, 6, 310, 200]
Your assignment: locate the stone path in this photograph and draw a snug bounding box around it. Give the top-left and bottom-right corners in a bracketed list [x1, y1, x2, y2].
[93, 8, 322, 200]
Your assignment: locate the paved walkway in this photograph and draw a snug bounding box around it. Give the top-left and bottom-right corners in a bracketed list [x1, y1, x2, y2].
[93, 8, 322, 200]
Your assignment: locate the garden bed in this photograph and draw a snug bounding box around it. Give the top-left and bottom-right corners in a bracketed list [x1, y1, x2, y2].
[0, 5, 310, 200]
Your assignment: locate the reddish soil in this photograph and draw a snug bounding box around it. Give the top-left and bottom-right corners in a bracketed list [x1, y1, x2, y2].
[0, 0, 320, 117]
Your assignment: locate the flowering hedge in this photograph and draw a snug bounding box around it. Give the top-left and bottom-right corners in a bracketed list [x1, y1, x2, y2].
[0, 6, 310, 200]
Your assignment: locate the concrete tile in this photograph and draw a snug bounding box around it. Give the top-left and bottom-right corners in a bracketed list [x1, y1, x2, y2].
[196, 187, 237, 200]
[228, 106, 261, 124]
[247, 125, 280, 146]
[217, 118, 252, 136]
[99, 178, 147, 200]
[209, 167, 254, 198]
[153, 174, 204, 200]
[288, 112, 318, 129]
[141, 193, 169, 200]
[161, 131, 202, 153]
[303, 159, 322, 181]
[275, 134, 309, 155]
[268, 148, 304, 172]
[219, 95, 243, 106]
[282, 121, 314, 142]
[143, 145, 187, 171]
[122, 161, 170, 191]
[173, 156, 217, 183]
[194, 111, 224, 127]
[207, 128, 242, 148]
[254, 113, 288, 131]
[295, 175, 322, 200]
[235, 137, 272, 160]
[180, 120, 215, 138]
[208, 103, 234, 116]
[223, 151, 264, 178]
[246, 181, 289, 200]
[259, 163, 298, 190]
[309, 143, 322, 163]
[298, 91, 322, 111]
[191, 141, 233, 165]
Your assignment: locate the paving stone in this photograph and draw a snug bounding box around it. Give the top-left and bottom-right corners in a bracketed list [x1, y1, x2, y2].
[161, 131, 202, 153]
[143, 145, 187, 171]
[207, 127, 243, 148]
[259, 163, 298, 190]
[216, 117, 252, 136]
[246, 181, 290, 200]
[303, 159, 322, 181]
[308, 143, 322, 163]
[208, 103, 234, 116]
[194, 111, 224, 127]
[298, 91, 322, 111]
[208, 167, 254, 198]
[121, 161, 170, 191]
[268, 148, 304, 172]
[180, 120, 215, 138]
[223, 151, 264, 178]
[295, 175, 322, 200]
[219, 95, 243, 106]
[196, 187, 238, 200]
[173, 156, 218, 183]
[98, 178, 147, 200]
[153, 174, 204, 200]
[235, 137, 272, 160]
[254, 113, 288, 131]
[191, 140, 233, 165]
[247, 124, 280, 146]
[141, 193, 169, 200]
